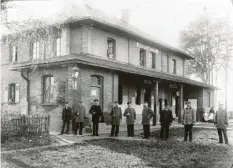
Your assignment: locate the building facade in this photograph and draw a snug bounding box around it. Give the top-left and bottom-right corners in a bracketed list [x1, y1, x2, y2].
[1, 11, 215, 132]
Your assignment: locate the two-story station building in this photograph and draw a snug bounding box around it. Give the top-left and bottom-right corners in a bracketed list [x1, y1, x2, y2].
[1, 6, 216, 132]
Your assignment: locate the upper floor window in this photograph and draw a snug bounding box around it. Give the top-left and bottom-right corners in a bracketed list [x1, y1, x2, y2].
[10, 45, 18, 62]
[107, 38, 116, 59]
[32, 41, 39, 60]
[140, 49, 146, 67]
[151, 52, 156, 69]
[172, 59, 177, 74]
[54, 37, 61, 56]
[43, 75, 55, 103]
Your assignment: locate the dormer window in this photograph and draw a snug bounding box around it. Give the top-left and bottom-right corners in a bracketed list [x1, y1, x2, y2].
[107, 38, 116, 59]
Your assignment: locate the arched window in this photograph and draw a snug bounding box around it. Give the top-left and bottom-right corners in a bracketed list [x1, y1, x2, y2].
[90, 75, 103, 107]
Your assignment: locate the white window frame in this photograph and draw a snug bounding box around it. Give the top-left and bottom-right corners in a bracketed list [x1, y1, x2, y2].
[12, 45, 18, 62]
[32, 42, 40, 60]
[55, 37, 61, 56]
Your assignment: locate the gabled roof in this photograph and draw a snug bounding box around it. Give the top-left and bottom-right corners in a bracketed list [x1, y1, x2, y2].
[2, 5, 193, 60]
[50, 5, 194, 59]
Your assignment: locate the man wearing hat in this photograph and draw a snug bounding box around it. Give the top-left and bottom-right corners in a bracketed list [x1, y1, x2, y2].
[110, 101, 122, 137]
[89, 99, 103, 136]
[142, 102, 154, 139]
[215, 104, 229, 144]
[60, 102, 72, 135]
[74, 101, 86, 135]
[160, 104, 173, 140]
[181, 101, 195, 142]
[123, 102, 136, 137]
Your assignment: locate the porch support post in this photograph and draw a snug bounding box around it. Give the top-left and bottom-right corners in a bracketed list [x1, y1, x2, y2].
[153, 81, 159, 126]
[178, 85, 184, 123]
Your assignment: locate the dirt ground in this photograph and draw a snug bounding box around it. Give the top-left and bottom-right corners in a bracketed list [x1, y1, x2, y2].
[1, 127, 233, 168]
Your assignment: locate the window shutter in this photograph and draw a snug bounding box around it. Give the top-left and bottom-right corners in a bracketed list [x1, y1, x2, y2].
[9, 45, 12, 62]
[37, 42, 40, 59]
[4, 85, 8, 102]
[29, 42, 33, 60]
[15, 84, 20, 103]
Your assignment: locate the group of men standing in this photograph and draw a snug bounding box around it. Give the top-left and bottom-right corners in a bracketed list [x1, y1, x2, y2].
[60, 100, 229, 145]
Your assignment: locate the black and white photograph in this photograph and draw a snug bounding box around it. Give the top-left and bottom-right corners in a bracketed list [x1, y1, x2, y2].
[1, 0, 233, 167]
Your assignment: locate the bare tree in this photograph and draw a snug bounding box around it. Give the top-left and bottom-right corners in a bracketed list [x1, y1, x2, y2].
[180, 16, 233, 84]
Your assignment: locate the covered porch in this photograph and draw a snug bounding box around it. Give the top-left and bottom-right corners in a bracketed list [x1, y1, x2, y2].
[117, 72, 215, 125]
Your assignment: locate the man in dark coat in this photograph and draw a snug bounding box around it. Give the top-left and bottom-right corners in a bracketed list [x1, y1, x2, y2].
[89, 99, 103, 136]
[123, 102, 136, 137]
[110, 101, 122, 137]
[74, 101, 86, 135]
[60, 102, 72, 135]
[160, 104, 173, 140]
[142, 102, 153, 139]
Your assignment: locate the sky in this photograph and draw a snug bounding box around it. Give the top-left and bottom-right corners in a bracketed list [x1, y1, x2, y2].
[1, 0, 233, 110]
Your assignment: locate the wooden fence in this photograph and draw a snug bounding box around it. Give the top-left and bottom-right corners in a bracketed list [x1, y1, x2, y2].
[1, 114, 50, 139]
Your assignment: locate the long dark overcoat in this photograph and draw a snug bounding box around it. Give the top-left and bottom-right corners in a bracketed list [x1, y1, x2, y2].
[160, 109, 173, 126]
[89, 105, 103, 123]
[62, 107, 72, 121]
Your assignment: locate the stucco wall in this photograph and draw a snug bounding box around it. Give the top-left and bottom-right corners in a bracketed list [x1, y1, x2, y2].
[88, 28, 129, 63]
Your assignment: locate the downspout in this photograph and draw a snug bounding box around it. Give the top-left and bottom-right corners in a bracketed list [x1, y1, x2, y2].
[21, 69, 30, 115]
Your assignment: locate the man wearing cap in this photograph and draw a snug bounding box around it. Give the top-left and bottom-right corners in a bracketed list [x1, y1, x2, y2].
[123, 102, 136, 137]
[89, 99, 103, 136]
[160, 104, 173, 140]
[215, 104, 229, 144]
[60, 102, 72, 135]
[74, 101, 86, 135]
[110, 101, 122, 137]
[142, 102, 153, 139]
[181, 101, 195, 142]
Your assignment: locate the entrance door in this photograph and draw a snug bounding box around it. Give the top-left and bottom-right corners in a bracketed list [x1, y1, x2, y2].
[144, 88, 151, 107]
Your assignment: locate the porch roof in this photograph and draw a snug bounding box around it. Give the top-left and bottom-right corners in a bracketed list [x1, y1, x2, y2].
[9, 54, 217, 89]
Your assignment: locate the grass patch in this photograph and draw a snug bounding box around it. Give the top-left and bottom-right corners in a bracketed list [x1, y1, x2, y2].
[1, 128, 233, 168]
[1, 134, 56, 151]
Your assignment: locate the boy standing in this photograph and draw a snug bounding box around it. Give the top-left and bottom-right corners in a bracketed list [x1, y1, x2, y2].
[110, 101, 122, 137]
[124, 102, 136, 137]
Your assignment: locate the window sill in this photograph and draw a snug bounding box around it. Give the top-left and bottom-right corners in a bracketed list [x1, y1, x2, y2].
[40, 103, 57, 106]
